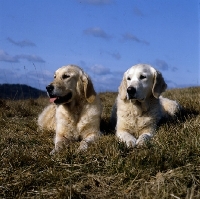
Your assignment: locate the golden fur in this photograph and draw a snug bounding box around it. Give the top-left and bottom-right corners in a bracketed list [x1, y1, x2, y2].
[111, 64, 180, 147]
[38, 65, 102, 154]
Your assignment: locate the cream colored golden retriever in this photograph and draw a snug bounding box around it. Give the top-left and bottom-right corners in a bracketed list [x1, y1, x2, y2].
[111, 64, 180, 148]
[38, 65, 102, 154]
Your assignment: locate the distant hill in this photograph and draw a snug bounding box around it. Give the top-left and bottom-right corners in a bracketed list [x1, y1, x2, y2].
[0, 84, 47, 100]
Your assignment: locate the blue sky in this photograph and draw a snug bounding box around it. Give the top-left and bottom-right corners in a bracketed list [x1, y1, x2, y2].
[0, 0, 199, 92]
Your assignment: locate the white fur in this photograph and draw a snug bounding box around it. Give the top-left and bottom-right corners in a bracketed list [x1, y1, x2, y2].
[112, 64, 180, 147]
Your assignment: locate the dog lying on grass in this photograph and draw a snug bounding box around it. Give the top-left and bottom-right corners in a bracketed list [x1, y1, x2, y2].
[111, 64, 180, 148]
[38, 65, 102, 154]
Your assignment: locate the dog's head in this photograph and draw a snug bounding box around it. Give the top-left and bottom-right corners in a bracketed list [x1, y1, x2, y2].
[46, 65, 96, 105]
[118, 64, 167, 101]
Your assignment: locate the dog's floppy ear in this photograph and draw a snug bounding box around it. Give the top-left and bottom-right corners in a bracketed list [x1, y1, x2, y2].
[152, 70, 167, 98]
[118, 73, 128, 100]
[81, 73, 96, 103]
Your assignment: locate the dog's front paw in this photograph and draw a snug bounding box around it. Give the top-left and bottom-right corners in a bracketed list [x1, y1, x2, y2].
[126, 137, 137, 148]
[77, 140, 88, 152]
[50, 141, 64, 155]
[50, 149, 56, 155]
[116, 131, 137, 148]
[136, 133, 152, 147]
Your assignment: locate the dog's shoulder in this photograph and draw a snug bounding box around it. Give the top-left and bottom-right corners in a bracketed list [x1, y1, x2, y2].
[83, 94, 102, 116]
[38, 103, 56, 130]
[58, 94, 102, 122]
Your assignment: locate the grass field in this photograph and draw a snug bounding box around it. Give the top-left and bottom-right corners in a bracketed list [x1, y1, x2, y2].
[0, 87, 200, 199]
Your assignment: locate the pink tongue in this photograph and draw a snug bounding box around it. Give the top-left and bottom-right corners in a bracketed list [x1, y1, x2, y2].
[50, 98, 57, 103]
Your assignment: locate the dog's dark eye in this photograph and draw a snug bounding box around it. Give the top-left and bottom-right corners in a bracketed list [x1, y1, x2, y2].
[62, 74, 70, 79]
[54, 75, 56, 79]
[127, 77, 131, 81]
[140, 75, 146, 80]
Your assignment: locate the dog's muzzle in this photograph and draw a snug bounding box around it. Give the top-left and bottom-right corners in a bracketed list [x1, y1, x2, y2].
[46, 84, 54, 97]
[46, 84, 72, 104]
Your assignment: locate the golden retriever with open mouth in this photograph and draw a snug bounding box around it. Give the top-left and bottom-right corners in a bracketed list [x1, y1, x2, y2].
[111, 64, 180, 148]
[38, 65, 102, 154]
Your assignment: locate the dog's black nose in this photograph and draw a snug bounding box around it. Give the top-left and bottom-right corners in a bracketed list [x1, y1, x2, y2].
[127, 86, 136, 95]
[46, 84, 54, 92]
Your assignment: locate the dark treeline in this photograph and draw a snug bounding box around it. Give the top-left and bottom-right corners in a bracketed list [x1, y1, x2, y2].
[0, 84, 46, 100]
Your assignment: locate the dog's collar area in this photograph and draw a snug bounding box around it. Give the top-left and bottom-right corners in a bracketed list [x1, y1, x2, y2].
[127, 94, 145, 102]
[49, 92, 72, 104]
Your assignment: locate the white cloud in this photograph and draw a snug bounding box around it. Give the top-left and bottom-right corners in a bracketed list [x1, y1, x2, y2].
[0, 49, 45, 63]
[122, 33, 149, 45]
[108, 52, 121, 60]
[16, 54, 45, 63]
[86, 65, 123, 92]
[0, 50, 19, 63]
[7, 37, 36, 47]
[89, 64, 111, 75]
[155, 59, 169, 71]
[0, 67, 52, 91]
[84, 27, 112, 40]
[92, 71, 123, 92]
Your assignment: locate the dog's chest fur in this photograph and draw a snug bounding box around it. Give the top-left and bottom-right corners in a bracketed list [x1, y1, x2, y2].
[117, 97, 162, 136]
[56, 101, 86, 139]
[55, 97, 101, 140]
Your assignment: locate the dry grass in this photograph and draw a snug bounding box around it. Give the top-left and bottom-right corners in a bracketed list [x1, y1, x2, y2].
[0, 87, 200, 199]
